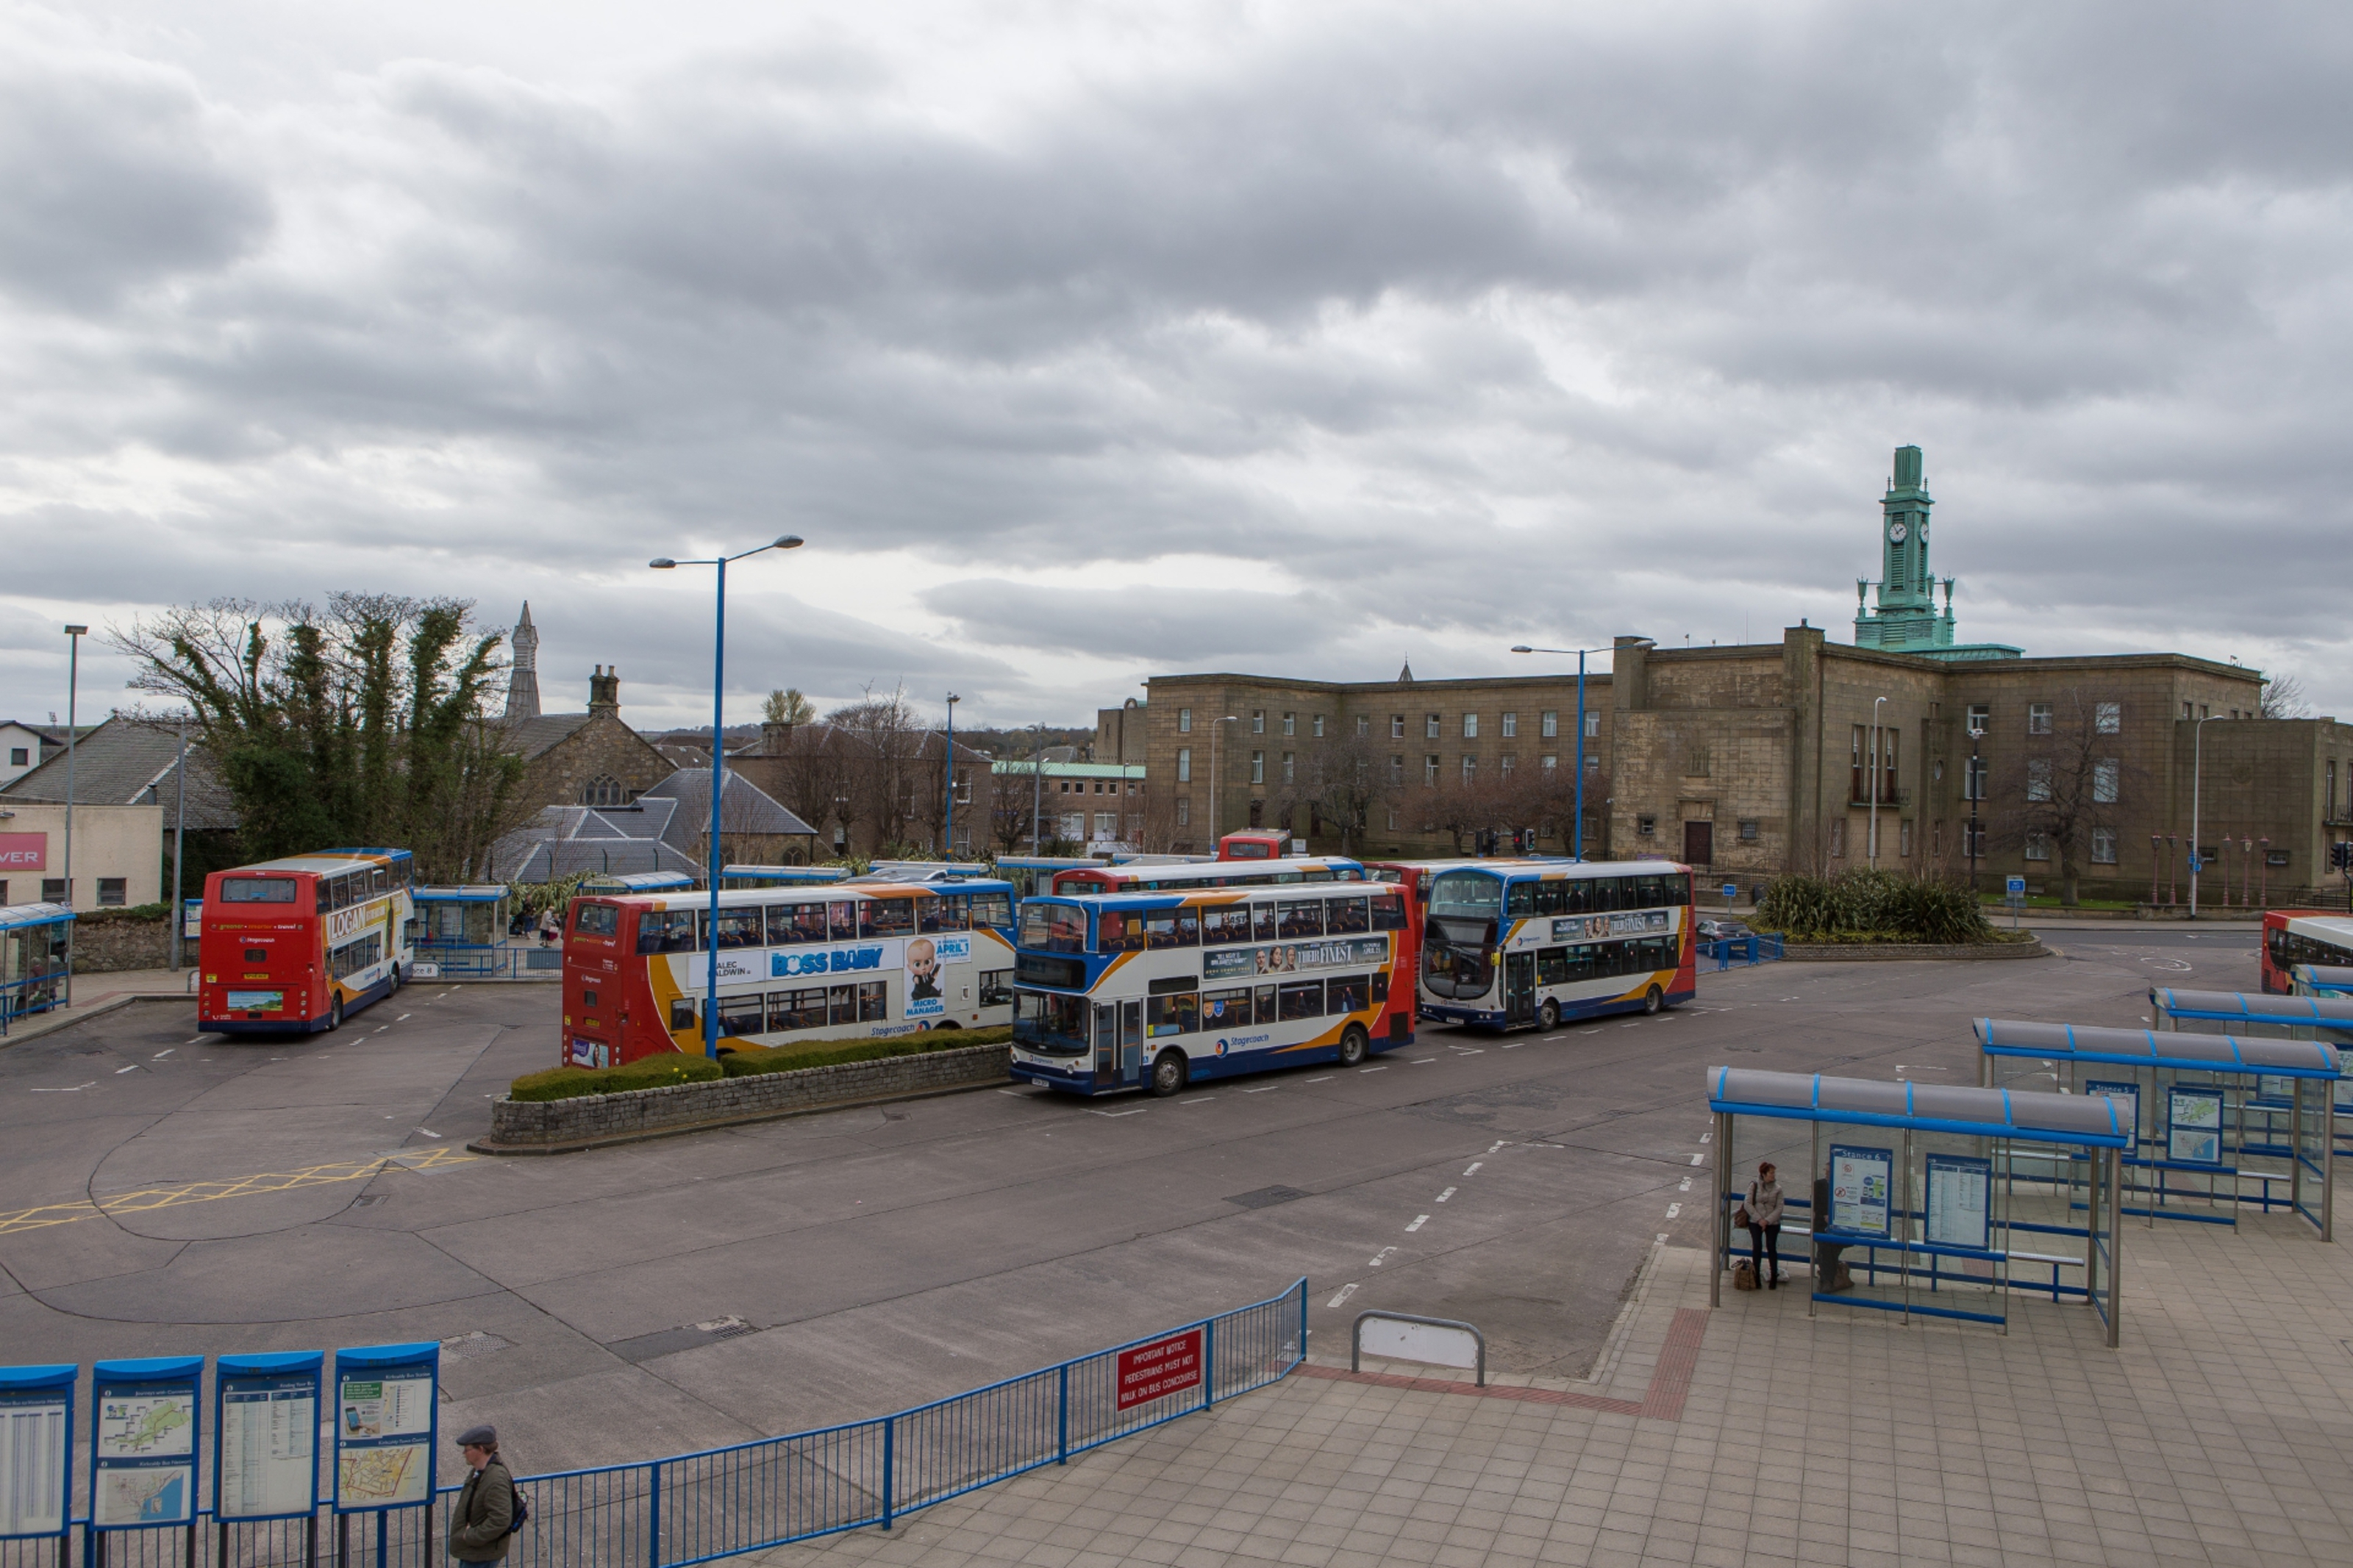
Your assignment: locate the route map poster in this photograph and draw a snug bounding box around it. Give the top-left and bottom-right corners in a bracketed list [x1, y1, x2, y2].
[90, 1359, 201, 1529]
[217, 1355, 321, 1522]
[333, 1347, 437, 1512]
[1924, 1154, 1991, 1252]
[2168, 1086, 2225, 1165]
[0, 1367, 73, 1539]
[1828, 1145, 1893, 1239]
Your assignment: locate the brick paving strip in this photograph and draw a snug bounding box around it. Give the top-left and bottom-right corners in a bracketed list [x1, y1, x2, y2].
[1293, 1306, 1710, 1421]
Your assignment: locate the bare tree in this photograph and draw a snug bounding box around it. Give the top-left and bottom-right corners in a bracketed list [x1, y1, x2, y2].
[983, 764, 1039, 853]
[2261, 673, 2311, 719]
[1277, 730, 1393, 856]
[1991, 689, 2140, 906]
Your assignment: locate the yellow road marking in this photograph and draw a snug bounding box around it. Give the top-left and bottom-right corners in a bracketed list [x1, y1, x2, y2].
[0, 1148, 478, 1236]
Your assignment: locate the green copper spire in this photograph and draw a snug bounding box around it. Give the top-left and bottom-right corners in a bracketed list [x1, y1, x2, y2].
[1850, 447, 2018, 660]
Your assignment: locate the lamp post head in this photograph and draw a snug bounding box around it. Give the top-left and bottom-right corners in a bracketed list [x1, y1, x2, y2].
[773, 535, 804, 551]
[1510, 645, 1532, 654]
[64, 624, 88, 636]
[648, 558, 676, 570]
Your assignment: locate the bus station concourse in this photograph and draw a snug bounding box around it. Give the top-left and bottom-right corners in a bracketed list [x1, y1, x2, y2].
[1708, 1067, 2127, 1345]
[0, 901, 72, 1030]
[2149, 984, 2353, 1162]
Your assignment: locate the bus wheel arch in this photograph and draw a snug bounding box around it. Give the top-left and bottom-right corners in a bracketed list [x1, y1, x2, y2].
[1338, 1025, 1369, 1067]
[1643, 985, 1663, 1015]
[1538, 999, 1559, 1031]
[1149, 1049, 1189, 1098]
[324, 996, 343, 1032]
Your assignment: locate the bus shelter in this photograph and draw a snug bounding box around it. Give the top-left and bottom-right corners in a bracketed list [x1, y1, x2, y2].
[580, 870, 696, 896]
[413, 885, 513, 976]
[721, 864, 848, 889]
[1976, 1018, 2336, 1241]
[2151, 986, 2353, 1164]
[0, 902, 72, 1031]
[1708, 1067, 2128, 1344]
[2293, 964, 2353, 997]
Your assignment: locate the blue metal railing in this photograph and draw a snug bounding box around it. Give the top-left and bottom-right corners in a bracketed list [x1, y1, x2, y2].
[0, 971, 69, 1034]
[1700, 935, 1784, 970]
[413, 942, 563, 978]
[1, 1279, 1307, 1568]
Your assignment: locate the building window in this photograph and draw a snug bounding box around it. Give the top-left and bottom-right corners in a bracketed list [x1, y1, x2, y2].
[1282, 752, 1296, 784]
[2024, 831, 2052, 861]
[1461, 756, 1477, 783]
[1177, 708, 1192, 732]
[1738, 820, 1759, 842]
[1095, 812, 1117, 838]
[1462, 714, 1478, 740]
[1176, 747, 1191, 783]
[1541, 754, 1557, 771]
[1252, 711, 1265, 734]
[1390, 755, 1404, 784]
[1499, 754, 1515, 778]
[1176, 798, 1190, 826]
[1963, 756, 1987, 801]
[1899, 820, 1913, 857]
[2329, 760, 2338, 816]
[2199, 704, 2209, 720]
[7, 747, 24, 767]
[1424, 754, 1440, 787]
[98, 878, 128, 906]
[1354, 715, 1368, 737]
[1386, 808, 1399, 831]
[2182, 701, 2193, 720]
[2028, 703, 2052, 735]
[582, 773, 626, 807]
[1637, 815, 1657, 838]
[1391, 715, 1405, 739]
[1966, 704, 1989, 737]
[1502, 712, 1517, 738]
[2027, 759, 2052, 801]
[1283, 712, 1295, 737]
[43, 878, 68, 902]
[1426, 714, 1441, 739]
[2092, 828, 2118, 864]
[2093, 759, 2120, 803]
[1541, 711, 1558, 738]
[1828, 820, 1845, 858]
[1313, 715, 1326, 738]
[2095, 702, 2121, 734]
[1251, 751, 1265, 784]
[1963, 823, 1985, 859]
[1585, 713, 1601, 739]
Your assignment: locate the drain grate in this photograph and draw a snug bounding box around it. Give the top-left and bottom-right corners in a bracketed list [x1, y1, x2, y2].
[440, 1331, 513, 1362]
[607, 1315, 760, 1364]
[352, 1195, 388, 1209]
[1225, 1186, 1311, 1210]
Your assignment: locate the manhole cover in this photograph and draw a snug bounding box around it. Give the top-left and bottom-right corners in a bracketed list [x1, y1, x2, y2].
[440, 1331, 513, 1362]
[1225, 1186, 1310, 1210]
[352, 1195, 388, 1209]
[607, 1316, 761, 1364]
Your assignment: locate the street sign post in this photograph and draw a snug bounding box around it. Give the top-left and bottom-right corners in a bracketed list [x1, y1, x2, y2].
[2005, 875, 2027, 928]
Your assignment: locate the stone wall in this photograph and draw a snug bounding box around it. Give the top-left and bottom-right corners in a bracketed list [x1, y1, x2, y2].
[521, 710, 674, 814]
[476, 1042, 1012, 1152]
[72, 912, 174, 973]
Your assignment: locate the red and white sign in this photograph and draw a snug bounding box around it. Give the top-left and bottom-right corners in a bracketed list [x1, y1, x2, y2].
[0, 833, 46, 873]
[1114, 1328, 1204, 1411]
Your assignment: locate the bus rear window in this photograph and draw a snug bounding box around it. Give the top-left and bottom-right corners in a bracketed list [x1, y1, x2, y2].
[1428, 871, 1500, 916]
[221, 878, 298, 903]
[1021, 903, 1087, 954]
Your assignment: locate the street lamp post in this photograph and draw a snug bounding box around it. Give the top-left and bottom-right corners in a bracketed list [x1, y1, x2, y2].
[650, 534, 804, 1058]
[2149, 834, 2163, 912]
[1510, 645, 1607, 860]
[2257, 836, 2270, 910]
[1031, 723, 1045, 854]
[170, 713, 188, 971]
[1208, 715, 1240, 850]
[1868, 695, 1888, 866]
[63, 624, 86, 1006]
[943, 694, 960, 859]
[2189, 713, 2223, 917]
[1967, 717, 1984, 893]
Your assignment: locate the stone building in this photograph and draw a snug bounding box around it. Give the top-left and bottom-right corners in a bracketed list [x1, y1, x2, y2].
[501, 666, 676, 814]
[1142, 448, 2350, 903]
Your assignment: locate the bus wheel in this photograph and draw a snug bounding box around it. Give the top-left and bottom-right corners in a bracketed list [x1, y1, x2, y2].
[1643, 986, 1663, 1016]
[1338, 1025, 1369, 1067]
[325, 998, 343, 1032]
[1149, 1050, 1189, 1098]
[1538, 1000, 1560, 1031]
[389, 963, 403, 992]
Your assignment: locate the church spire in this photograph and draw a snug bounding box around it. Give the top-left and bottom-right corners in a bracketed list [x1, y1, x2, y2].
[503, 601, 542, 720]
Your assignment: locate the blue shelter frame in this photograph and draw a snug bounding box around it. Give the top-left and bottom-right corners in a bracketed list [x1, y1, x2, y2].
[1708, 1066, 2128, 1344]
[1976, 1017, 2337, 1240]
[2154, 984, 2353, 1161]
[412, 885, 514, 978]
[0, 901, 72, 1034]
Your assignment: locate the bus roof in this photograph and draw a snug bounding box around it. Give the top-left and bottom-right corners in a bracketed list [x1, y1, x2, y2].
[582, 871, 696, 891]
[603, 878, 1016, 909]
[1371, 858, 1690, 879]
[2282, 913, 2353, 943]
[219, 851, 411, 877]
[1057, 856, 1364, 887]
[1024, 881, 1393, 913]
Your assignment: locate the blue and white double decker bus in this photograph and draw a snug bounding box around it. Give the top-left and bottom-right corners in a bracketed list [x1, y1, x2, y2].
[1374, 858, 1697, 1031]
[1009, 881, 1416, 1097]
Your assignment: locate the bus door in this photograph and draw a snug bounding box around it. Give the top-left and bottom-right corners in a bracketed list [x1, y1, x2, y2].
[1504, 951, 1537, 1027]
[1121, 1000, 1145, 1085]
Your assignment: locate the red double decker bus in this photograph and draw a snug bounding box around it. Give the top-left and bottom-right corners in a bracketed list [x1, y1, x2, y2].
[198, 849, 416, 1034]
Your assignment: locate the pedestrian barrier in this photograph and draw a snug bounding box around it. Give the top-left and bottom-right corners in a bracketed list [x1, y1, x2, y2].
[1700, 934, 1784, 970]
[0, 1279, 1307, 1568]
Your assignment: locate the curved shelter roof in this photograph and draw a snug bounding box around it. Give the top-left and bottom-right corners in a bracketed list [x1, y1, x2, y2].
[1975, 1018, 2340, 1080]
[1706, 1067, 2129, 1148]
[2149, 987, 2353, 1031]
[2297, 964, 2353, 994]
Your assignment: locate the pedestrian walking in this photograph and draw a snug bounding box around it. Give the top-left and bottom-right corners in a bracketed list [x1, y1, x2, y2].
[1746, 1160, 1785, 1289]
[538, 909, 560, 948]
[449, 1425, 515, 1562]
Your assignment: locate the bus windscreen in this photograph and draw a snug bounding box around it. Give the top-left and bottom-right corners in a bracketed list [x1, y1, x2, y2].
[221, 878, 299, 903]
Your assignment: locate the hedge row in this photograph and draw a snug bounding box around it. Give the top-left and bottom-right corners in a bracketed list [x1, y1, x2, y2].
[507, 1024, 1013, 1100]
[510, 1054, 724, 1102]
[1757, 870, 1996, 945]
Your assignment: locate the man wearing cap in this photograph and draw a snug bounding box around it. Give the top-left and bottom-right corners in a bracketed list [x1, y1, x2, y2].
[449, 1425, 515, 1562]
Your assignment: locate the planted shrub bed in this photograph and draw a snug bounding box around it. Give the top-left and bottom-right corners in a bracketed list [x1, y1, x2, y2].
[719, 1024, 1013, 1078]
[1757, 870, 2008, 945]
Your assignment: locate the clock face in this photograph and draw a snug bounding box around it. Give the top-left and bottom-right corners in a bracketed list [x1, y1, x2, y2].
[1888, 520, 1908, 543]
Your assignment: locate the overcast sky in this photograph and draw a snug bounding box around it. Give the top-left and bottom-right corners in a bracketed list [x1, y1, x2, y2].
[5, 0, 2349, 735]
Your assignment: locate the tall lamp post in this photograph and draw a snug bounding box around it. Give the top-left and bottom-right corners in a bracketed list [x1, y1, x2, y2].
[1510, 645, 1607, 860]
[2188, 712, 2223, 917]
[169, 713, 188, 971]
[63, 624, 86, 1006]
[649, 534, 804, 1058]
[1967, 712, 1984, 893]
[1030, 723, 1045, 854]
[1208, 715, 1240, 850]
[943, 693, 960, 859]
[1868, 695, 1888, 866]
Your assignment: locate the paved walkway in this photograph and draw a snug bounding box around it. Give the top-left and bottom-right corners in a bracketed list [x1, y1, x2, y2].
[753, 1210, 2353, 1567]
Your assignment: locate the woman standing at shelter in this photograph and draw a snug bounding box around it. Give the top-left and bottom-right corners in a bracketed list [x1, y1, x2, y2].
[1746, 1161, 1785, 1289]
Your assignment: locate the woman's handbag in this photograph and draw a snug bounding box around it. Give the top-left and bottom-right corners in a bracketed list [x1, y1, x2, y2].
[1732, 1203, 1752, 1228]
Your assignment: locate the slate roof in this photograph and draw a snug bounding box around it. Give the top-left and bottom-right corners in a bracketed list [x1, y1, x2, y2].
[500, 712, 598, 762]
[638, 769, 818, 837]
[488, 770, 813, 883]
[0, 717, 239, 830]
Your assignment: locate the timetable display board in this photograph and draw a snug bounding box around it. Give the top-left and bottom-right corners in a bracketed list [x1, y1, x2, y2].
[1827, 1145, 1893, 1239]
[332, 1344, 438, 1512]
[216, 1352, 321, 1522]
[0, 1364, 74, 1541]
[90, 1356, 201, 1531]
[2086, 1081, 2140, 1142]
[1924, 1154, 1992, 1252]
[2168, 1085, 2226, 1165]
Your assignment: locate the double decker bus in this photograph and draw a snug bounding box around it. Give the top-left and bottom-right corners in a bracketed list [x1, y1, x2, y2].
[199, 849, 416, 1034]
[560, 878, 1017, 1068]
[2260, 910, 2353, 994]
[1050, 855, 1366, 898]
[1008, 881, 1415, 1096]
[719, 864, 848, 890]
[1374, 858, 1696, 1030]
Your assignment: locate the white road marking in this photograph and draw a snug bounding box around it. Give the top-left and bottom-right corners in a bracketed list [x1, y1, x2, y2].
[152, 1049, 174, 1059]
[397, 1014, 413, 1021]
[1360, 1066, 1388, 1073]
[1488, 1141, 1507, 1152]
[1452, 1048, 1485, 1055]
[1181, 1096, 1213, 1104]
[32, 1083, 97, 1092]
[1406, 1214, 1429, 1232]
[1088, 1107, 1147, 1117]
[1436, 1186, 1457, 1203]
[374, 1026, 391, 1034]
[114, 1065, 138, 1075]
[1368, 1246, 1398, 1267]
[416, 1128, 440, 1139]
[1242, 1084, 1279, 1094]
[1410, 1058, 1436, 1064]
[1463, 1161, 1483, 1175]
[1689, 1153, 1705, 1166]
[1665, 1203, 1682, 1219]
[1699, 1130, 1711, 1142]
[185, 1037, 207, 1045]
[1579, 1029, 1602, 1036]
[1657, 1233, 1670, 1243]
[1678, 1177, 1693, 1192]
[1327, 1283, 1359, 1309]
[996, 1089, 1026, 1095]
[1304, 1076, 1332, 1084]
[1502, 1042, 1523, 1049]
[1621, 1022, 1642, 1028]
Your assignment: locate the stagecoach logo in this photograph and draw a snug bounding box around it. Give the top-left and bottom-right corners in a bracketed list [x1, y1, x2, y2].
[1550, 910, 1670, 942]
[1213, 1032, 1269, 1057]
[1202, 936, 1388, 982]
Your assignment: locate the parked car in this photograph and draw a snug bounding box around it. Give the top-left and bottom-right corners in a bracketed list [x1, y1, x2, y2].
[1696, 920, 1754, 942]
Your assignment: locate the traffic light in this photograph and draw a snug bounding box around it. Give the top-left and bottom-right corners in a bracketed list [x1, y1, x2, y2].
[2332, 842, 2353, 872]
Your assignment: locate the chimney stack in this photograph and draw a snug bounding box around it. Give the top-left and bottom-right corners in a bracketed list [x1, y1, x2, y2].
[588, 665, 621, 713]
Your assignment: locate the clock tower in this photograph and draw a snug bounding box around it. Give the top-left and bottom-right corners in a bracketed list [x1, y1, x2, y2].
[1849, 446, 2017, 659]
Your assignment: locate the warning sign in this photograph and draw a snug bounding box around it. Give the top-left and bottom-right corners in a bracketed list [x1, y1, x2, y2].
[1114, 1329, 1204, 1411]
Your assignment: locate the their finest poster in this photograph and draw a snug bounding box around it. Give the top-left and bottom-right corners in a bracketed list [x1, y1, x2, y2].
[93, 1377, 197, 1528]
[218, 1370, 319, 1521]
[2168, 1085, 2225, 1165]
[1924, 1154, 1992, 1252]
[0, 1386, 69, 1537]
[335, 1364, 433, 1509]
[1828, 1145, 1893, 1239]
